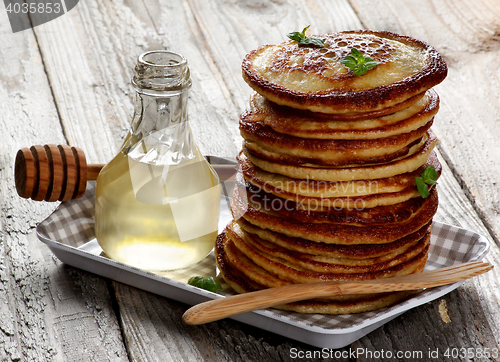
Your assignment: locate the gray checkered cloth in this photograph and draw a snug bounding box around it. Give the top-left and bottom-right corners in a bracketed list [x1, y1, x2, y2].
[37, 181, 490, 332]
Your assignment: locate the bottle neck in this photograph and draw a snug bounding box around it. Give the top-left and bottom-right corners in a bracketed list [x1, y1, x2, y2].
[120, 51, 196, 164]
[132, 51, 191, 95]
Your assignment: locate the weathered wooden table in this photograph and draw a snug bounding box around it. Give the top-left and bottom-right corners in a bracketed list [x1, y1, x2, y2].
[1, 0, 499, 361]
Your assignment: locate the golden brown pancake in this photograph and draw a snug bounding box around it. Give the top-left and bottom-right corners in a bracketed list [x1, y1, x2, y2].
[244, 134, 428, 167]
[240, 177, 437, 225]
[241, 117, 432, 166]
[223, 231, 428, 290]
[236, 218, 432, 260]
[271, 292, 416, 314]
[227, 221, 431, 274]
[246, 89, 438, 140]
[242, 30, 447, 114]
[226, 225, 430, 282]
[215, 230, 421, 314]
[239, 150, 442, 209]
[243, 132, 437, 181]
[231, 182, 438, 245]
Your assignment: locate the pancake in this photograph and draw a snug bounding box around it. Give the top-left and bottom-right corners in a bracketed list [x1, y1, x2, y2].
[243, 131, 437, 181]
[241, 177, 437, 225]
[231, 182, 438, 245]
[272, 292, 416, 314]
[236, 218, 432, 260]
[242, 30, 447, 114]
[245, 134, 428, 167]
[215, 230, 421, 314]
[223, 230, 428, 289]
[239, 150, 442, 209]
[241, 117, 432, 166]
[227, 220, 431, 273]
[238, 174, 440, 226]
[246, 89, 438, 140]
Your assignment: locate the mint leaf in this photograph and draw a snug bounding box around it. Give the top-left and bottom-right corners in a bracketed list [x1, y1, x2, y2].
[350, 48, 364, 60]
[422, 165, 439, 185]
[340, 56, 357, 69]
[415, 176, 430, 198]
[188, 276, 222, 293]
[415, 165, 439, 198]
[287, 32, 305, 43]
[287, 25, 309, 41]
[341, 48, 380, 75]
[299, 37, 325, 47]
[287, 25, 324, 48]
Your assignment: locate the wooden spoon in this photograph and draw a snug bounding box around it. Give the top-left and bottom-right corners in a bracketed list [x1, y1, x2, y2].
[182, 261, 493, 325]
[15, 144, 237, 201]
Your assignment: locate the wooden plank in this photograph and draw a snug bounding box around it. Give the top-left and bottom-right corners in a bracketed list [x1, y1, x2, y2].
[26, 0, 500, 359]
[114, 287, 313, 362]
[32, 0, 240, 163]
[433, 152, 500, 348]
[0, 8, 127, 362]
[184, 0, 364, 113]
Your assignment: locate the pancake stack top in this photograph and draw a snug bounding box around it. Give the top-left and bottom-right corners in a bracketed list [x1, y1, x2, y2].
[216, 29, 448, 314]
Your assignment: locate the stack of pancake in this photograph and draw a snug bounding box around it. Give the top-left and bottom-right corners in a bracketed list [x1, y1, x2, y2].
[216, 30, 448, 314]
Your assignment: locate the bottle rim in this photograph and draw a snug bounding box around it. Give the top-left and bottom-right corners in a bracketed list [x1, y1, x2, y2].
[132, 50, 192, 94]
[138, 50, 188, 68]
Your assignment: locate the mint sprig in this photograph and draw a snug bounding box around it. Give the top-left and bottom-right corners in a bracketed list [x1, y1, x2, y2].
[341, 48, 380, 75]
[187, 276, 222, 293]
[287, 25, 324, 47]
[415, 165, 439, 198]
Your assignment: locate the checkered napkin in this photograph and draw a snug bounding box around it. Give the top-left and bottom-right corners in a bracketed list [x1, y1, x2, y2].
[37, 170, 490, 332]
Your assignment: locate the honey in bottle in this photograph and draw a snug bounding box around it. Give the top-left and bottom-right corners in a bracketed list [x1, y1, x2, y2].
[95, 51, 221, 271]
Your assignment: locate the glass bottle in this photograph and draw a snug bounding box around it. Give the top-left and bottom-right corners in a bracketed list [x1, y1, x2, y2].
[95, 51, 221, 271]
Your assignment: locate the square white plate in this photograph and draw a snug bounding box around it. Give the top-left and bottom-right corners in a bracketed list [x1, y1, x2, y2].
[36, 157, 490, 348]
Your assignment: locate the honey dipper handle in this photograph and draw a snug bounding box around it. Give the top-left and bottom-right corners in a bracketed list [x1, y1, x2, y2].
[88, 164, 105, 180]
[14, 144, 98, 202]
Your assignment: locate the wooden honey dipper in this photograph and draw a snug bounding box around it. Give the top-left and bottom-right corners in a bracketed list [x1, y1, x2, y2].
[15, 145, 105, 202]
[15, 145, 237, 202]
